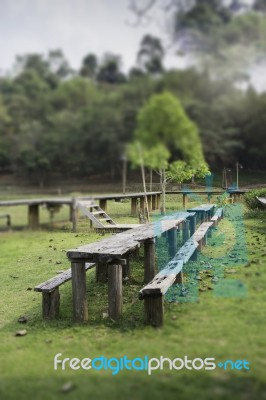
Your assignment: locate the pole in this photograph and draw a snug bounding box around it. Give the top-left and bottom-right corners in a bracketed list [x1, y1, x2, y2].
[236, 162, 239, 190]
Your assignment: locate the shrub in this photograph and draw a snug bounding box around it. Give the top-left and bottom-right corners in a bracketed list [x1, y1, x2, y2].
[244, 188, 266, 211]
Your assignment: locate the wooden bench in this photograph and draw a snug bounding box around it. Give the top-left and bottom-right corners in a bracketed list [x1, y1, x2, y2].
[139, 238, 198, 327]
[187, 204, 215, 223]
[0, 213, 11, 228]
[192, 221, 214, 249]
[34, 263, 95, 319]
[210, 207, 223, 226]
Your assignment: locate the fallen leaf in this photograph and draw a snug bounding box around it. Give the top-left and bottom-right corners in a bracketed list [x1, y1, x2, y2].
[15, 329, 27, 337]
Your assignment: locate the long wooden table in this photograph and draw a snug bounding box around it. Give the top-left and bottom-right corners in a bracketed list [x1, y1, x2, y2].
[67, 217, 187, 322]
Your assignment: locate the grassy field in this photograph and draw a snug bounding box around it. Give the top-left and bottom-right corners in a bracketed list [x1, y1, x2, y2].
[0, 194, 266, 400]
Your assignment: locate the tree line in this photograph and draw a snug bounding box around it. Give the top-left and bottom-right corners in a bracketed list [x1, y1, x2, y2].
[0, 4, 266, 185]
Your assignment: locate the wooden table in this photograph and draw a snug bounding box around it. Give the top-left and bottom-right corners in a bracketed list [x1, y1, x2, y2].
[67, 218, 186, 322]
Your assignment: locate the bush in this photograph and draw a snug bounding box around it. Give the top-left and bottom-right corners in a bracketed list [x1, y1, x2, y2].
[244, 188, 266, 210]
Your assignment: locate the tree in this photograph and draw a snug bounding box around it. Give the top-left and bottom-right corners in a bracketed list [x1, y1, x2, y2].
[80, 53, 98, 79]
[129, 91, 208, 212]
[97, 54, 127, 84]
[137, 34, 164, 74]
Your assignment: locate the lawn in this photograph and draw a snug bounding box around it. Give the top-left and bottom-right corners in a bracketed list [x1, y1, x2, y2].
[0, 194, 266, 400]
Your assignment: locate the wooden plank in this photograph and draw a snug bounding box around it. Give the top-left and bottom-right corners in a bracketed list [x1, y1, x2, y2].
[175, 239, 199, 263]
[108, 264, 122, 321]
[71, 261, 88, 322]
[67, 219, 184, 261]
[34, 263, 95, 293]
[140, 260, 183, 297]
[193, 222, 214, 242]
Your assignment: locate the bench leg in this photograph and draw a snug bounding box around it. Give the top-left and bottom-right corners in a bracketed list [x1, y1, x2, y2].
[144, 295, 164, 327]
[168, 228, 177, 259]
[42, 289, 60, 319]
[183, 220, 190, 243]
[108, 264, 122, 321]
[131, 198, 137, 216]
[96, 262, 108, 283]
[144, 239, 155, 284]
[122, 257, 130, 280]
[175, 271, 183, 284]
[191, 248, 198, 261]
[71, 261, 88, 322]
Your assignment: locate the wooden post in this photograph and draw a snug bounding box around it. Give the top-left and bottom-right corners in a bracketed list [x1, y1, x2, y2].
[157, 194, 161, 211]
[42, 289, 60, 319]
[168, 228, 177, 259]
[71, 260, 88, 322]
[96, 262, 108, 283]
[189, 215, 196, 236]
[140, 197, 145, 214]
[183, 220, 190, 243]
[131, 198, 137, 216]
[144, 239, 155, 284]
[152, 195, 156, 211]
[108, 264, 122, 321]
[147, 195, 152, 212]
[71, 198, 77, 232]
[122, 258, 130, 280]
[191, 248, 198, 261]
[144, 295, 164, 327]
[28, 204, 39, 230]
[182, 193, 187, 209]
[198, 239, 203, 251]
[99, 199, 107, 211]
[175, 271, 183, 284]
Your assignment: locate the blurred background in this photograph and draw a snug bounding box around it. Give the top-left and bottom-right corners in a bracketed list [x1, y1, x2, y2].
[0, 0, 265, 192]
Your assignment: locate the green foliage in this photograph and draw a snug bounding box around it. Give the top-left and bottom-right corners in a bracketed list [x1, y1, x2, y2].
[244, 189, 266, 211]
[135, 91, 206, 166]
[166, 160, 194, 184]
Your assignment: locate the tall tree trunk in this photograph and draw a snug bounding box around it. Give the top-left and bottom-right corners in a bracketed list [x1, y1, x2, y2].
[140, 163, 150, 222]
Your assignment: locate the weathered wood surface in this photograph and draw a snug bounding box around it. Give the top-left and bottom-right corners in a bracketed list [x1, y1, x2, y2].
[71, 261, 89, 322]
[257, 197, 266, 207]
[67, 218, 184, 261]
[34, 263, 95, 293]
[140, 260, 184, 298]
[174, 239, 199, 263]
[108, 264, 123, 320]
[144, 239, 155, 284]
[144, 295, 164, 327]
[42, 288, 60, 319]
[192, 222, 214, 242]
[0, 198, 73, 207]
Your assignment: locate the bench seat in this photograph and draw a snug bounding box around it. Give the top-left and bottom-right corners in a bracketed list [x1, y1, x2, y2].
[34, 263, 95, 319]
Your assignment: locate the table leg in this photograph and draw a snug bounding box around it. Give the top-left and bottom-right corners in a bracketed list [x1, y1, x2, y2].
[144, 239, 155, 284]
[71, 260, 88, 322]
[108, 264, 122, 321]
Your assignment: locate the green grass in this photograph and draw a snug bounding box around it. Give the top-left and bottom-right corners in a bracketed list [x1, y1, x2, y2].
[0, 195, 266, 400]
